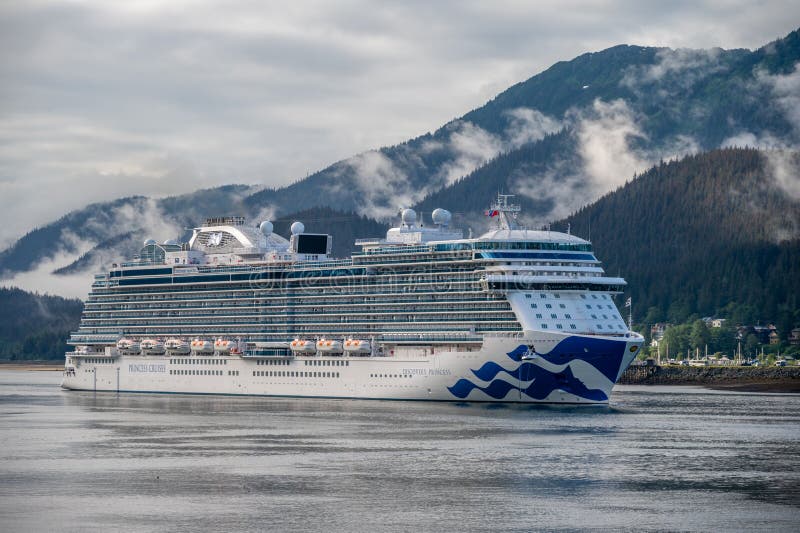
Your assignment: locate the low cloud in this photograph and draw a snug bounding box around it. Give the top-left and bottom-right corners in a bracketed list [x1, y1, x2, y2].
[765, 150, 800, 202]
[434, 120, 506, 186]
[341, 107, 562, 219]
[572, 99, 650, 193]
[0, 250, 96, 299]
[342, 150, 427, 219]
[621, 47, 726, 96]
[504, 108, 563, 149]
[757, 62, 800, 139]
[513, 98, 701, 225]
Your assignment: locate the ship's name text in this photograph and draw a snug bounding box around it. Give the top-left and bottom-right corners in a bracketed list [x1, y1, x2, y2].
[402, 368, 452, 376]
[128, 363, 167, 373]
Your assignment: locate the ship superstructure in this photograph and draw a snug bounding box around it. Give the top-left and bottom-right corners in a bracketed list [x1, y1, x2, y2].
[62, 195, 643, 403]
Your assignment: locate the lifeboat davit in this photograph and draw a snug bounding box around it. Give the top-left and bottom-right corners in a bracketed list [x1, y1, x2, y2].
[316, 339, 343, 353]
[343, 339, 371, 354]
[165, 338, 190, 355]
[214, 338, 236, 354]
[116, 338, 141, 355]
[140, 338, 166, 355]
[190, 339, 214, 354]
[290, 339, 316, 353]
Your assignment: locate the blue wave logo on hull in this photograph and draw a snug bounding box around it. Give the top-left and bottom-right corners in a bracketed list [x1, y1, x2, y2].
[448, 365, 608, 402]
[505, 336, 626, 382]
[447, 335, 629, 402]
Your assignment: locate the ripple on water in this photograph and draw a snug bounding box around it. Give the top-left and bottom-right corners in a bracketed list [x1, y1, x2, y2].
[0, 370, 798, 533]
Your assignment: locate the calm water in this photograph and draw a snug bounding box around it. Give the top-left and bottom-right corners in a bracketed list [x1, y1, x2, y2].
[0, 370, 798, 532]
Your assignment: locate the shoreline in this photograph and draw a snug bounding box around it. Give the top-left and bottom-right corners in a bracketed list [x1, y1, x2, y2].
[620, 365, 800, 393]
[0, 362, 63, 371]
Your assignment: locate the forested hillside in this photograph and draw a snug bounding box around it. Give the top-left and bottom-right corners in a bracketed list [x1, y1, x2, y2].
[559, 148, 800, 328]
[0, 288, 83, 361]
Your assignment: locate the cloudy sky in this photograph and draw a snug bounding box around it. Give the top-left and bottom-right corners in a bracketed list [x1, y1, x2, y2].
[0, 0, 796, 247]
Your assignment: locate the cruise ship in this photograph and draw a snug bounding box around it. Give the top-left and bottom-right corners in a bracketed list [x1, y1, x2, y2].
[62, 195, 643, 403]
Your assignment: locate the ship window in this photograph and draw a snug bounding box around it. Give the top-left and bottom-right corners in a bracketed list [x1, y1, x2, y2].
[525, 294, 531, 299]
[536, 313, 542, 319]
[556, 324, 563, 329]
[570, 324, 577, 329]
[541, 324, 548, 329]
[551, 314, 557, 319]
[592, 314, 597, 319]
[597, 324, 603, 329]
[554, 294, 560, 299]
[580, 294, 586, 299]
[586, 305, 591, 309]
[531, 304, 537, 309]
[559, 303, 566, 308]
[607, 305, 613, 309]
[603, 314, 608, 319]
[545, 304, 552, 309]
[540, 294, 546, 298]
[565, 314, 572, 319]
[592, 294, 597, 299]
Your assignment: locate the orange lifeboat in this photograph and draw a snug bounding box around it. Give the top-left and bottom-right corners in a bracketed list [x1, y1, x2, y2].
[116, 338, 141, 355]
[213, 338, 235, 354]
[190, 339, 214, 354]
[165, 338, 190, 355]
[343, 339, 371, 354]
[316, 339, 343, 353]
[140, 338, 165, 355]
[290, 339, 316, 353]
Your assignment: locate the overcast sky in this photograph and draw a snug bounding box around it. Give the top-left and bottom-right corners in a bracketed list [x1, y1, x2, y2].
[0, 0, 797, 247]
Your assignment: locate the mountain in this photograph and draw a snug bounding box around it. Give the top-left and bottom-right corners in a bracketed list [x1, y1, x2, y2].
[1, 28, 799, 288]
[0, 288, 83, 361]
[558, 147, 800, 328]
[4, 148, 798, 360]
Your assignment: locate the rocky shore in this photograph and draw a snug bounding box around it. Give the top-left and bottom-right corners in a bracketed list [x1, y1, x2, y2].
[620, 365, 800, 392]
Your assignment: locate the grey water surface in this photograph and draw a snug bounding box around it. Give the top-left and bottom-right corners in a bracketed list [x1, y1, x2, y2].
[0, 370, 798, 532]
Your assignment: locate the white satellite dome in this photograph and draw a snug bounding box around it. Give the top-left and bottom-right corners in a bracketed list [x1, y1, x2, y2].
[401, 208, 417, 226]
[290, 221, 305, 235]
[163, 239, 179, 246]
[259, 220, 273, 236]
[431, 208, 452, 226]
[143, 239, 156, 246]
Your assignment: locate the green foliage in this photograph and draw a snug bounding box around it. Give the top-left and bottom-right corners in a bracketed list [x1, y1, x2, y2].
[689, 320, 711, 350]
[562, 148, 800, 323]
[0, 288, 83, 361]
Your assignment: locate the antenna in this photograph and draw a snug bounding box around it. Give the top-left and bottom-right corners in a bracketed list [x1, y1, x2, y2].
[489, 193, 522, 230]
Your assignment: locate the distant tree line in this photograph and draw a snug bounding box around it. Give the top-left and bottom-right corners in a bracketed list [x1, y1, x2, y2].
[0, 288, 83, 361]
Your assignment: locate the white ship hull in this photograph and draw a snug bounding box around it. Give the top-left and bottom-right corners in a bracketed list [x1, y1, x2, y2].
[62, 332, 642, 404]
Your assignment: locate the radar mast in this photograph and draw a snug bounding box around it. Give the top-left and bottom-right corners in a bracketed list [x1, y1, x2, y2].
[490, 193, 522, 230]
